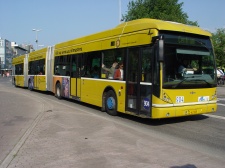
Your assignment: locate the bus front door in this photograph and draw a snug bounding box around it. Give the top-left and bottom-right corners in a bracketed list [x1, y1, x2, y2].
[126, 47, 152, 117]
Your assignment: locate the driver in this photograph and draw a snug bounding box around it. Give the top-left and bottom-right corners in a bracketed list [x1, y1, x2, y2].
[178, 59, 194, 75]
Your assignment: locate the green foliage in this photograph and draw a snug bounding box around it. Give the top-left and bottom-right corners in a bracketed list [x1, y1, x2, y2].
[122, 0, 198, 26]
[212, 28, 225, 68]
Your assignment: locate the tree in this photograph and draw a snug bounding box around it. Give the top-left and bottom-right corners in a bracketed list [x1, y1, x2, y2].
[212, 28, 225, 68]
[122, 0, 198, 26]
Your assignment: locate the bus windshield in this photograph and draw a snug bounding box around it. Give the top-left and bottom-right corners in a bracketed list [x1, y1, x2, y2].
[161, 32, 217, 89]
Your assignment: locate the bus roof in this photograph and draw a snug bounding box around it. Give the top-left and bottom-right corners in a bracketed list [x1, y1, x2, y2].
[12, 54, 25, 65]
[55, 18, 211, 52]
[29, 47, 47, 61]
[116, 18, 211, 37]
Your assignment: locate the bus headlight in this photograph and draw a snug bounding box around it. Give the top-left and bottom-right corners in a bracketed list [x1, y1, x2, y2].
[211, 91, 217, 100]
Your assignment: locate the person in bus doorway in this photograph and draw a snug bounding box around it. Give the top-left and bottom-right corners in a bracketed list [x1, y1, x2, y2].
[102, 61, 118, 79]
[114, 62, 124, 80]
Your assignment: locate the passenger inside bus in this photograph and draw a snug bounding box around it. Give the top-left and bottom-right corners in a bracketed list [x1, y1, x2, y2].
[102, 61, 118, 79]
[79, 66, 85, 77]
[91, 65, 100, 78]
[114, 62, 124, 80]
[55, 66, 60, 75]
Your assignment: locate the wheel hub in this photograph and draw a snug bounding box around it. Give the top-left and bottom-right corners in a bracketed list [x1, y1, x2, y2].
[107, 97, 115, 110]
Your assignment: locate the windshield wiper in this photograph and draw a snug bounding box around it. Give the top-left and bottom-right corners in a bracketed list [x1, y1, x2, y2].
[190, 79, 212, 87]
[173, 77, 213, 88]
[172, 76, 194, 88]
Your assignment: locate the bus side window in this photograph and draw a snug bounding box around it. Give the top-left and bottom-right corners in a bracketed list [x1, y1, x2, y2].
[72, 63, 76, 77]
[114, 48, 126, 80]
[89, 51, 101, 78]
[40, 59, 45, 75]
[55, 66, 60, 75]
[71, 55, 76, 77]
[91, 65, 100, 78]
[102, 50, 115, 79]
[142, 48, 152, 82]
[19, 65, 23, 75]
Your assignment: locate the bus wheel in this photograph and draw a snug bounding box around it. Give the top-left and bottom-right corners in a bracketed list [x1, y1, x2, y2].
[56, 83, 62, 99]
[105, 90, 117, 116]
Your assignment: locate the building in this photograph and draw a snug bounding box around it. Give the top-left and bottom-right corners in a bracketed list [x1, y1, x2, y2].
[0, 37, 12, 76]
[0, 37, 33, 76]
[11, 42, 28, 56]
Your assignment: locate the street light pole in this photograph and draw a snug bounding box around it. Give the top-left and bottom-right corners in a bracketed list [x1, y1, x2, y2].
[32, 29, 41, 50]
[119, 0, 122, 23]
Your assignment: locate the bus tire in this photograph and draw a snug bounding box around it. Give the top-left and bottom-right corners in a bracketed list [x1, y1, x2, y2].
[55, 83, 62, 99]
[105, 90, 117, 116]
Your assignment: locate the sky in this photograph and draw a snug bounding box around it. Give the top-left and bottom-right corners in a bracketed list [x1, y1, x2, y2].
[0, 0, 224, 49]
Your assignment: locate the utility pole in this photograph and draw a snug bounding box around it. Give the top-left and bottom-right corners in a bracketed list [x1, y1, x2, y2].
[32, 29, 42, 50]
[119, 0, 122, 23]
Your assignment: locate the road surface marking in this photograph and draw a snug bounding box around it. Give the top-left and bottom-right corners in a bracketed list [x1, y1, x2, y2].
[204, 114, 225, 120]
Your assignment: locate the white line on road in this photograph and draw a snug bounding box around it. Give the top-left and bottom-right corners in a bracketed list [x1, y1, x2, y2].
[203, 103, 225, 120]
[217, 98, 225, 101]
[218, 103, 225, 106]
[203, 114, 225, 120]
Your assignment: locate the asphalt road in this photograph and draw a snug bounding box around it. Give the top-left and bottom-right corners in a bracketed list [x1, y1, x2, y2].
[0, 76, 225, 168]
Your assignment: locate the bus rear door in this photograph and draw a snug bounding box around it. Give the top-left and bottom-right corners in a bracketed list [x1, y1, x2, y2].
[70, 54, 82, 99]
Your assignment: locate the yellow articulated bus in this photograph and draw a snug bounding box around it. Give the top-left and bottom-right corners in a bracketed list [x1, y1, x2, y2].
[12, 18, 218, 118]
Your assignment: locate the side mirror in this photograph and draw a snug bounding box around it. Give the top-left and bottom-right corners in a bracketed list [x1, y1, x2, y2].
[158, 36, 164, 62]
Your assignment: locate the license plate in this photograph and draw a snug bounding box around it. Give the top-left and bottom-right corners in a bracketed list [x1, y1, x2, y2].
[189, 109, 197, 114]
